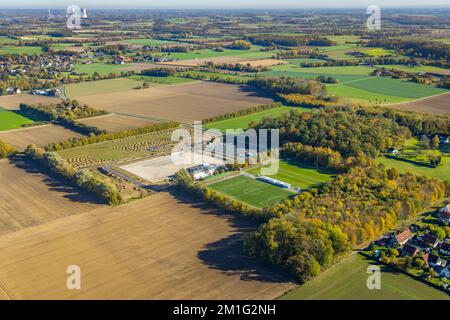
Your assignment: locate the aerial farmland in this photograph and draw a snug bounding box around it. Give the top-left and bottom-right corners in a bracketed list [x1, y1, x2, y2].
[0, 3, 449, 306]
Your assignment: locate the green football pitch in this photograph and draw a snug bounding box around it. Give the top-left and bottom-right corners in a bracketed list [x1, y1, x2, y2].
[207, 175, 294, 209]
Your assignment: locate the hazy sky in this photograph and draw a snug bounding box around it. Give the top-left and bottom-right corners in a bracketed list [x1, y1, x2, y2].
[1, 0, 449, 9]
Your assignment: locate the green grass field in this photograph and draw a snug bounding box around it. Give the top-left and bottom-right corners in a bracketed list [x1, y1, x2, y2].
[204, 106, 306, 132]
[0, 110, 33, 131]
[207, 175, 294, 208]
[377, 156, 450, 183]
[0, 46, 43, 55]
[264, 59, 449, 104]
[166, 47, 276, 60]
[364, 48, 396, 57]
[345, 77, 447, 100]
[74, 63, 130, 75]
[130, 75, 196, 85]
[247, 159, 334, 190]
[124, 38, 184, 46]
[280, 253, 449, 300]
[375, 64, 449, 73]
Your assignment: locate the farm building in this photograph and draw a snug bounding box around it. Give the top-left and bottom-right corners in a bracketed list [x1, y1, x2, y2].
[188, 164, 220, 181]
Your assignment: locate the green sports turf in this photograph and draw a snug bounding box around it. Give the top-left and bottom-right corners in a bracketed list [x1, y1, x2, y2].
[0, 110, 33, 131]
[204, 106, 307, 132]
[280, 253, 449, 300]
[207, 175, 294, 209]
[247, 159, 334, 190]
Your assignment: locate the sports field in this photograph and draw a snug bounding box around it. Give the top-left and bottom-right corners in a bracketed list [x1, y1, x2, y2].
[280, 253, 449, 300]
[207, 175, 294, 208]
[0, 109, 33, 131]
[247, 160, 335, 190]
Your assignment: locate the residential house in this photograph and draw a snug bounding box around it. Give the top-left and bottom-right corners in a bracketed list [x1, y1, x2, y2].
[113, 55, 132, 64]
[422, 233, 439, 248]
[429, 254, 447, 268]
[440, 242, 450, 256]
[395, 229, 414, 246]
[439, 266, 450, 278]
[423, 252, 430, 266]
[403, 244, 419, 257]
[440, 204, 450, 223]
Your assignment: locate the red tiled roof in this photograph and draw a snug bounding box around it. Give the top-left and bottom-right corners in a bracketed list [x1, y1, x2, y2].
[395, 229, 413, 244]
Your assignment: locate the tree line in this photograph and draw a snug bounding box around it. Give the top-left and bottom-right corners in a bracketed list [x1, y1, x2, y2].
[0, 139, 16, 158]
[246, 165, 447, 282]
[25, 144, 122, 205]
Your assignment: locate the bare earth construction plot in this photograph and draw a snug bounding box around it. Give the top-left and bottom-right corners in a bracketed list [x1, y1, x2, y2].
[77, 82, 275, 123]
[0, 192, 294, 300]
[0, 124, 84, 150]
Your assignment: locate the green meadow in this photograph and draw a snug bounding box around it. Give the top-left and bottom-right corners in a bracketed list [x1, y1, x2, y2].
[0, 46, 43, 55]
[280, 253, 449, 300]
[0, 109, 33, 131]
[204, 106, 306, 132]
[264, 63, 449, 104]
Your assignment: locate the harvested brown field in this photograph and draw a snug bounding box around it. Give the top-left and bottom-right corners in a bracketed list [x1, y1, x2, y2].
[78, 82, 275, 123]
[388, 92, 450, 115]
[237, 59, 288, 67]
[0, 124, 84, 150]
[77, 114, 159, 133]
[0, 191, 294, 300]
[119, 63, 185, 72]
[0, 157, 103, 236]
[159, 56, 257, 67]
[0, 94, 59, 110]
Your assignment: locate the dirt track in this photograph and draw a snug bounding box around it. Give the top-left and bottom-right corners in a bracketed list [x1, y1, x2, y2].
[0, 191, 294, 300]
